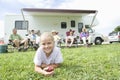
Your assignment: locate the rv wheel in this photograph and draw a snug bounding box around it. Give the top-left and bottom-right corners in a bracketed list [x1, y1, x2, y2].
[95, 38, 102, 45]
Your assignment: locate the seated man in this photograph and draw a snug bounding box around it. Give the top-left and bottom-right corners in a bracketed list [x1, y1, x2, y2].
[65, 29, 76, 47]
[9, 28, 28, 51]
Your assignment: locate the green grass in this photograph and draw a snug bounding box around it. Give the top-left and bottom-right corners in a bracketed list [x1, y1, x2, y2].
[0, 44, 120, 80]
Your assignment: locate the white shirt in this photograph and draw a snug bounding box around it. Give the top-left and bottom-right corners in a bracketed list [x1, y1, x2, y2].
[53, 35, 61, 41]
[36, 35, 40, 44]
[34, 46, 63, 66]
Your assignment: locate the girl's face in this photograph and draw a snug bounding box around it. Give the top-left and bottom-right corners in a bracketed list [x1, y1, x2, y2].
[40, 36, 54, 55]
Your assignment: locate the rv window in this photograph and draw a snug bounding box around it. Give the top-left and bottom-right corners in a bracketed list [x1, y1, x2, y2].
[71, 20, 75, 27]
[78, 23, 83, 33]
[61, 22, 67, 29]
[15, 21, 28, 30]
[85, 25, 90, 28]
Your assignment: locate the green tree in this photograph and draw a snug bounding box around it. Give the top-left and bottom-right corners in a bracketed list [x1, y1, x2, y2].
[114, 25, 120, 31]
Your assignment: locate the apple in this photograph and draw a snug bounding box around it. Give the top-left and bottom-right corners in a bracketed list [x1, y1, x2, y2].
[46, 66, 54, 72]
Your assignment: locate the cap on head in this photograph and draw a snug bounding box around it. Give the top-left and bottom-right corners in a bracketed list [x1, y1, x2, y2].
[51, 30, 57, 33]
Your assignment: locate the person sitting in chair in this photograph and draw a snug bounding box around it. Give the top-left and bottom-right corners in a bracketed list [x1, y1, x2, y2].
[51, 30, 61, 47]
[33, 30, 41, 50]
[65, 29, 76, 47]
[9, 28, 28, 51]
[80, 28, 89, 47]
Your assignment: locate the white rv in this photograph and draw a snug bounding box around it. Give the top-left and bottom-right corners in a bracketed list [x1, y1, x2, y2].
[4, 8, 104, 44]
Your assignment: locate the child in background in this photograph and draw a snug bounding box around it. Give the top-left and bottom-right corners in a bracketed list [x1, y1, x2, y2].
[33, 32, 63, 76]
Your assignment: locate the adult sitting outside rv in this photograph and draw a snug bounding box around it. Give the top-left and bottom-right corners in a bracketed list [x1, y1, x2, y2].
[33, 30, 41, 50]
[9, 28, 28, 51]
[80, 28, 89, 47]
[29, 30, 36, 44]
[26, 30, 40, 50]
[51, 30, 61, 47]
[65, 29, 76, 47]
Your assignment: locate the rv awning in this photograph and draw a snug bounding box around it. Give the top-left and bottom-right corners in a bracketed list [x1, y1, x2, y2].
[21, 8, 97, 16]
[21, 8, 98, 29]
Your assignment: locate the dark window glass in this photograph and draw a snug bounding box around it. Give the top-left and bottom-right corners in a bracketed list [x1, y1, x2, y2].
[71, 20, 75, 27]
[85, 25, 90, 28]
[61, 22, 67, 29]
[78, 23, 83, 33]
[15, 21, 28, 30]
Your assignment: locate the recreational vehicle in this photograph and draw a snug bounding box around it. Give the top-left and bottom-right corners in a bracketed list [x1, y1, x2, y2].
[4, 8, 104, 45]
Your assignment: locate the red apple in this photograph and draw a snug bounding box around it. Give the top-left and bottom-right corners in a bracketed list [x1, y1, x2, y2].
[46, 66, 54, 72]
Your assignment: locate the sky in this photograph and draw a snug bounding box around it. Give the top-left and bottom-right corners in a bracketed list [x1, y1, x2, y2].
[0, 0, 120, 38]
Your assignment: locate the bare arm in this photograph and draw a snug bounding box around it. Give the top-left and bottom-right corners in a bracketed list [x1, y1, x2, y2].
[34, 65, 46, 74]
[49, 63, 60, 68]
[41, 63, 48, 68]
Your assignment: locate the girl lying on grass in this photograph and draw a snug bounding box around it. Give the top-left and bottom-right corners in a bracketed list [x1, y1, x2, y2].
[33, 32, 63, 76]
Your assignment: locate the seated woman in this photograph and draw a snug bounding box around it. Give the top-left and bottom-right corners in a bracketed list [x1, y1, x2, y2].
[34, 30, 41, 50]
[80, 28, 89, 46]
[51, 30, 61, 47]
[65, 29, 76, 47]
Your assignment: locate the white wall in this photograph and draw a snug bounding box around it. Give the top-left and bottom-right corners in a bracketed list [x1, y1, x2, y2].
[0, 20, 4, 38]
[26, 15, 82, 38]
[4, 15, 28, 43]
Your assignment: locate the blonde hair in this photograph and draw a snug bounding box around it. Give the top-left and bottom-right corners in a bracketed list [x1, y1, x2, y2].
[82, 28, 86, 32]
[40, 32, 54, 41]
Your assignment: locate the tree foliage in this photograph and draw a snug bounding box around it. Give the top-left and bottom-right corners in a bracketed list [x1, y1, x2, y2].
[114, 25, 120, 31]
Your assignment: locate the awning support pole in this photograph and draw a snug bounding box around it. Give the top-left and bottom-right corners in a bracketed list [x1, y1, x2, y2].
[21, 9, 28, 31]
[90, 11, 98, 27]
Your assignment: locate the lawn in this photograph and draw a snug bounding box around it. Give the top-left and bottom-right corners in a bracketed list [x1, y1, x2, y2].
[0, 44, 120, 80]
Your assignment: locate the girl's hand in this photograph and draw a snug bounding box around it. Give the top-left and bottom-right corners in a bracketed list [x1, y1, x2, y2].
[43, 66, 54, 72]
[43, 68, 54, 76]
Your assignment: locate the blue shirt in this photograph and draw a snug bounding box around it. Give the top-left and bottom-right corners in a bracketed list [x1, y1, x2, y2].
[80, 32, 89, 37]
